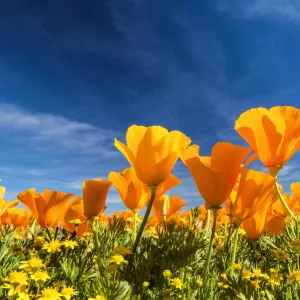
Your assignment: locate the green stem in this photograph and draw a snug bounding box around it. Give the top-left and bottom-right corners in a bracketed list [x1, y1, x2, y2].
[203, 208, 219, 281]
[132, 186, 157, 253]
[132, 210, 138, 245]
[224, 215, 228, 236]
[90, 218, 102, 271]
[225, 215, 233, 249]
[229, 219, 242, 276]
[275, 182, 296, 221]
[203, 209, 211, 232]
[162, 196, 167, 223]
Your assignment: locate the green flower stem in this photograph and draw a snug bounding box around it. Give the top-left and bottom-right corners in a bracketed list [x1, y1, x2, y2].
[229, 219, 242, 276]
[225, 215, 233, 249]
[132, 210, 138, 245]
[132, 185, 157, 253]
[90, 218, 102, 270]
[275, 182, 296, 221]
[203, 209, 211, 232]
[203, 208, 219, 281]
[224, 215, 228, 236]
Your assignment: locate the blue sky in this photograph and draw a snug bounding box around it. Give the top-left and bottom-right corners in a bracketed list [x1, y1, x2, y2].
[0, 0, 300, 214]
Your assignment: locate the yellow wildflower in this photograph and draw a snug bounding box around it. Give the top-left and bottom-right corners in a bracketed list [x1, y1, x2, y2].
[252, 269, 263, 277]
[2, 283, 27, 297]
[12, 233, 22, 240]
[251, 279, 260, 289]
[19, 257, 44, 272]
[30, 271, 50, 282]
[43, 240, 61, 253]
[288, 271, 300, 282]
[270, 273, 282, 286]
[38, 288, 62, 300]
[5, 271, 28, 285]
[171, 278, 183, 290]
[273, 249, 288, 262]
[163, 270, 172, 278]
[238, 229, 246, 235]
[242, 269, 252, 279]
[109, 255, 127, 265]
[290, 240, 300, 252]
[196, 279, 203, 287]
[16, 292, 30, 300]
[61, 287, 79, 300]
[63, 240, 78, 249]
[88, 296, 106, 300]
[232, 263, 242, 269]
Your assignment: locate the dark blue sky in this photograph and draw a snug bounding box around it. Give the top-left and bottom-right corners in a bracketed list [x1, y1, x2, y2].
[0, 0, 299, 213]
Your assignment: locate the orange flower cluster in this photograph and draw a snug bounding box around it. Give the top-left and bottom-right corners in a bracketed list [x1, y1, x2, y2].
[0, 106, 299, 245]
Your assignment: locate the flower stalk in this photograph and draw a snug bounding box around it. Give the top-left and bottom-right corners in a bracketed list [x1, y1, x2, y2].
[203, 208, 219, 282]
[132, 185, 157, 253]
[275, 182, 296, 222]
[132, 210, 138, 244]
[90, 217, 102, 270]
[229, 219, 242, 276]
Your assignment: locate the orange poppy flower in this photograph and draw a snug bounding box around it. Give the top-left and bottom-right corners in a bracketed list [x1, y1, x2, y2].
[154, 174, 181, 201]
[242, 187, 278, 240]
[0, 187, 20, 225]
[61, 196, 91, 236]
[265, 215, 285, 235]
[152, 194, 187, 223]
[230, 169, 277, 220]
[83, 179, 112, 219]
[114, 125, 191, 186]
[180, 142, 251, 208]
[17, 189, 74, 229]
[235, 106, 300, 176]
[291, 182, 300, 214]
[3, 208, 31, 229]
[108, 167, 151, 212]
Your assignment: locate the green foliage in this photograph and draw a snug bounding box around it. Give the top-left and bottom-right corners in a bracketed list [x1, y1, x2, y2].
[1, 211, 300, 299]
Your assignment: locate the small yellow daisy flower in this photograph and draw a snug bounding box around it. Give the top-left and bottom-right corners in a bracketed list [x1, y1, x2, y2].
[163, 270, 172, 278]
[171, 278, 183, 290]
[109, 255, 127, 265]
[196, 279, 203, 287]
[61, 287, 79, 300]
[43, 240, 61, 253]
[63, 240, 78, 249]
[273, 249, 288, 262]
[5, 271, 28, 285]
[288, 271, 300, 282]
[38, 288, 62, 300]
[88, 296, 106, 300]
[19, 257, 44, 272]
[30, 271, 50, 282]
[242, 269, 252, 279]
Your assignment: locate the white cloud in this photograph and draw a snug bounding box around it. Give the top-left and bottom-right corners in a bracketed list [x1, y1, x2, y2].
[0, 103, 120, 157]
[218, 0, 300, 25]
[278, 163, 300, 183]
[0, 167, 46, 176]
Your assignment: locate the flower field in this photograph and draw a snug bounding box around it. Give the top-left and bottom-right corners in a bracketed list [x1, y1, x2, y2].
[1, 106, 300, 299]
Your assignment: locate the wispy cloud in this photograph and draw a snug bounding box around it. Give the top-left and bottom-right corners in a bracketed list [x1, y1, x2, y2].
[218, 0, 300, 25]
[278, 163, 300, 184]
[0, 103, 120, 157]
[0, 167, 45, 176]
